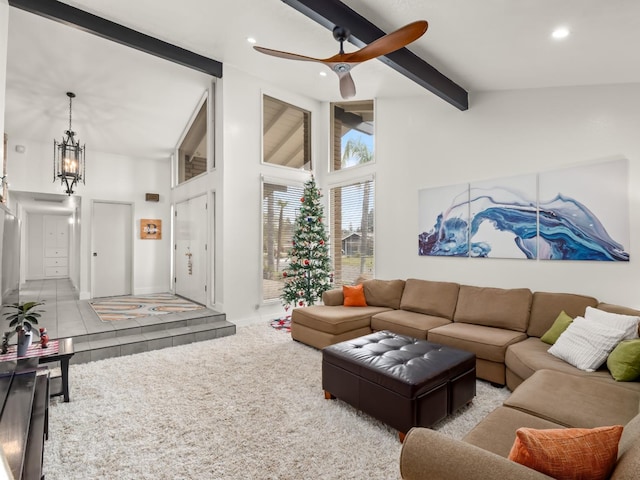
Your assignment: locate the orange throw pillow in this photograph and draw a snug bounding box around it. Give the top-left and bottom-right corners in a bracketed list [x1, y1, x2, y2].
[508, 425, 623, 480]
[343, 284, 367, 307]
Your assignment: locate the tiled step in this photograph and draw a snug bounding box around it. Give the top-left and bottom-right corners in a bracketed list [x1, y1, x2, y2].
[71, 313, 236, 364]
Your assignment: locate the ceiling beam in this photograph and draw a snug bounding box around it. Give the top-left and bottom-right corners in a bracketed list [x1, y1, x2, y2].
[8, 0, 223, 78]
[281, 0, 468, 111]
[334, 107, 373, 135]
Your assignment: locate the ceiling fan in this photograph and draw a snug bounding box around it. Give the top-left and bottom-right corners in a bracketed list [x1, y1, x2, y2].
[254, 20, 428, 99]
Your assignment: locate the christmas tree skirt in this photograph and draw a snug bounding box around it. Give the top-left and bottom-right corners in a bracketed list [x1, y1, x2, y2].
[270, 316, 291, 332]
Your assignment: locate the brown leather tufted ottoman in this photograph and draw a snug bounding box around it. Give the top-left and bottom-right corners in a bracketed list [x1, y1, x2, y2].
[322, 330, 476, 441]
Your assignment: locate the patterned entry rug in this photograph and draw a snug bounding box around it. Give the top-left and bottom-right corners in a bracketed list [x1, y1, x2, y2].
[89, 293, 205, 322]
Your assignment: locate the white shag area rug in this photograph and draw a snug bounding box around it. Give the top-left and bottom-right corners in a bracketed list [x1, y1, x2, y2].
[44, 325, 510, 480]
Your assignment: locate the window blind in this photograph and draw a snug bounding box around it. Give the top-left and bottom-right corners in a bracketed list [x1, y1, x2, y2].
[262, 182, 304, 301]
[330, 179, 375, 287]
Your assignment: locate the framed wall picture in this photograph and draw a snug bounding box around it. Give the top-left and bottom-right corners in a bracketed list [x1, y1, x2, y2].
[418, 183, 470, 257]
[140, 219, 162, 239]
[469, 173, 538, 259]
[538, 159, 629, 261]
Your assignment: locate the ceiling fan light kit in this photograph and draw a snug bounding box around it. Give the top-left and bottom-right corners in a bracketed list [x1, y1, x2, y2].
[254, 20, 428, 98]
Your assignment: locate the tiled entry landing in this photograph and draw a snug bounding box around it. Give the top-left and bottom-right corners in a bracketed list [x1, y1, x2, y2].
[17, 279, 235, 364]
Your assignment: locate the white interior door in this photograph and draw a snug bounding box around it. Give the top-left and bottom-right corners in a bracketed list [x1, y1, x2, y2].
[175, 195, 207, 304]
[92, 202, 132, 298]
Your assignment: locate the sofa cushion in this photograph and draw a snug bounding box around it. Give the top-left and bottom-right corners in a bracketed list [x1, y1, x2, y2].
[539, 311, 573, 345]
[504, 369, 640, 428]
[362, 279, 405, 309]
[548, 316, 627, 371]
[371, 310, 450, 340]
[291, 305, 391, 335]
[322, 288, 343, 306]
[508, 425, 623, 480]
[597, 303, 640, 336]
[428, 323, 527, 363]
[399, 278, 460, 319]
[505, 338, 621, 387]
[342, 284, 367, 306]
[463, 406, 565, 458]
[607, 339, 640, 382]
[585, 306, 640, 340]
[527, 292, 598, 338]
[291, 322, 371, 350]
[453, 285, 532, 332]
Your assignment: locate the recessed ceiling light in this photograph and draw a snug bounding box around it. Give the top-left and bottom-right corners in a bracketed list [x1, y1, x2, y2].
[552, 27, 570, 40]
[247, 37, 257, 44]
[319, 71, 327, 77]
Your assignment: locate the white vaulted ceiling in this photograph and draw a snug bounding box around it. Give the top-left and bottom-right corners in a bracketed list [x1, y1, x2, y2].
[4, 0, 640, 160]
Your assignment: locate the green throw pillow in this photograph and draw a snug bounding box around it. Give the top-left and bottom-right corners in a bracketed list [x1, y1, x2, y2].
[541, 311, 574, 345]
[607, 339, 640, 381]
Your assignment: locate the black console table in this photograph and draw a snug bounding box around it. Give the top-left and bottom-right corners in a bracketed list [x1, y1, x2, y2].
[0, 359, 49, 480]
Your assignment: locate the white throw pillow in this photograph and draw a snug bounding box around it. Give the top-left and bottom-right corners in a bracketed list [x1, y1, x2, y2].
[584, 306, 640, 340]
[548, 316, 627, 371]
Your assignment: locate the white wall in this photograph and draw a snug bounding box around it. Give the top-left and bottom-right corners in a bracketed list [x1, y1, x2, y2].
[374, 83, 640, 308]
[0, 0, 6, 150]
[0, 1, 11, 305]
[6, 137, 172, 298]
[214, 66, 324, 324]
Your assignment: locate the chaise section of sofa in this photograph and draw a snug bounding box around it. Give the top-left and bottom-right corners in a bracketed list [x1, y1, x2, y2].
[290, 279, 405, 349]
[400, 369, 640, 480]
[427, 285, 532, 385]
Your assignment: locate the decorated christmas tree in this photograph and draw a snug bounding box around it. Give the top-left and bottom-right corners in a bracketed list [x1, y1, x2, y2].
[281, 176, 333, 308]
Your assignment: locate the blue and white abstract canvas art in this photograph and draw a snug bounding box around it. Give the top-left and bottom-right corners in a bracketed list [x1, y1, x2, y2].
[469, 174, 538, 259]
[537, 158, 629, 261]
[418, 183, 469, 256]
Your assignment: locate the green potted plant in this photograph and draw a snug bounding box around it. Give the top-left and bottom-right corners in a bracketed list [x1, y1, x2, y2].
[3, 301, 43, 356]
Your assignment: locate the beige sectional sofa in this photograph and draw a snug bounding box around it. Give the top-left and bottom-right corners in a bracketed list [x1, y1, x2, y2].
[400, 369, 640, 479]
[292, 278, 638, 386]
[292, 277, 640, 479]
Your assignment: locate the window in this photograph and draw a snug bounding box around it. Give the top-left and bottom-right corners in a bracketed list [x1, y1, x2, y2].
[330, 179, 375, 286]
[262, 95, 311, 170]
[177, 95, 208, 184]
[331, 100, 374, 171]
[262, 181, 304, 301]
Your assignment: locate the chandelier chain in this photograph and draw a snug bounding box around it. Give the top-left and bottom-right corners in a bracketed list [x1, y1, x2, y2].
[68, 94, 73, 133]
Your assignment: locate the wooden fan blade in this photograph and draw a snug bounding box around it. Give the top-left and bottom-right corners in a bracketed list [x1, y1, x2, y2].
[344, 20, 428, 64]
[253, 45, 323, 63]
[338, 72, 356, 99]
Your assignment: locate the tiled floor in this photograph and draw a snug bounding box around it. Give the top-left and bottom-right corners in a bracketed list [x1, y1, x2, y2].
[17, 278, 96, 339]
[9, 278, 235, 364]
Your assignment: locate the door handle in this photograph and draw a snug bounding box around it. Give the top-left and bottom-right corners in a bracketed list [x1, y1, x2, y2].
[93, 252, 97, 256]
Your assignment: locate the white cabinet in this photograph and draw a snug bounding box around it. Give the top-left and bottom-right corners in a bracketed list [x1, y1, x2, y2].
[44, 216, 69, 278]
[44, 257, 68, 267]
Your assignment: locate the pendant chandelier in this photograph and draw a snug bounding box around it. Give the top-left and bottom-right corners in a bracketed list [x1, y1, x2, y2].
[54, 92, 85, 195]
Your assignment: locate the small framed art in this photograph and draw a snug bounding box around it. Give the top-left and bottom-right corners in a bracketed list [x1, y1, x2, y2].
[140, 219, 162, 239]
